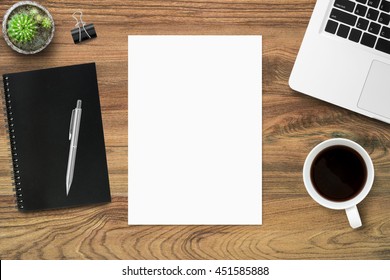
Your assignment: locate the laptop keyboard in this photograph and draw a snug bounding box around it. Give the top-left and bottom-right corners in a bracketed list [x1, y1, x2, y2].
[325, 0, 390, 55]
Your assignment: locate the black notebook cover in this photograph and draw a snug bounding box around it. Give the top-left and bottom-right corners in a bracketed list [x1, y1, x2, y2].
[3, 63, 111, 211]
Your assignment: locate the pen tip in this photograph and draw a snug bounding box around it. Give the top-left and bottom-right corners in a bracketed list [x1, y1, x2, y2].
[77, 100, 82, 108]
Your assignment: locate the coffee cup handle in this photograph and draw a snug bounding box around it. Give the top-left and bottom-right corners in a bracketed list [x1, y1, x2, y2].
[345, 205, 362, 229]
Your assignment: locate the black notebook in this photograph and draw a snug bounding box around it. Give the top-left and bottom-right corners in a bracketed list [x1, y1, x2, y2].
[3, 63, 111, 211]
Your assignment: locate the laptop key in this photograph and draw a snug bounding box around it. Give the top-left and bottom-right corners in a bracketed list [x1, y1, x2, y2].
[380, 26, 390, 39]
[355, 4, 368, 16]
[349, 28, 363, 42]
[356, 18, 369, 30]
[378, 12, 390, 25]
[337, 24, 351, 38]
[330, 8, 358, 26]
[379, 0, 390, 12]
[368, 0, 380, 8]
[368, 22, 381, 34]
[375, 37, 390, 54]
[361, 32, 377, 47]
[325, 20, 339, 34]
[334, 0, 356, 12]
[366, 8, 380, 21]
[357, 0, 367, 3]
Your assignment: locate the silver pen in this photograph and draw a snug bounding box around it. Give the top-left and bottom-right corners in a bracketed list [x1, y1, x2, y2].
[66, 100, 82, 196]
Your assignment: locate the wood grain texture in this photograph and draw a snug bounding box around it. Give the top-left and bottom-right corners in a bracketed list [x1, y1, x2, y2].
[1, 0, 390, 260]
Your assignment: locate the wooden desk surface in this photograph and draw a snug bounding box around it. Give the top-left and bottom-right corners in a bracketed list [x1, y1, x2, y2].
[1, 0, 389, 260]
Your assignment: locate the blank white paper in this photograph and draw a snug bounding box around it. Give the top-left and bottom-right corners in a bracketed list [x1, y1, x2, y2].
[128, 36, 262, 225]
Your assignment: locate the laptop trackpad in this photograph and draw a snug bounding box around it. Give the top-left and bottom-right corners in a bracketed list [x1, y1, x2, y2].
[358, 60, 390, 119]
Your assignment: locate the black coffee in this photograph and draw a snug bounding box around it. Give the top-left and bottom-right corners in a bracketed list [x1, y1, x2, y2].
[310, 145, 367, 202]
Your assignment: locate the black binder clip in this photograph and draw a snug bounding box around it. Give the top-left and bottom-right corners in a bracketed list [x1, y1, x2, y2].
[71, 11, 97, 44]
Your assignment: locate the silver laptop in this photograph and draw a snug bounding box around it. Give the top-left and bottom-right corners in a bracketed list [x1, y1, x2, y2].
[290, 0, 390, 123]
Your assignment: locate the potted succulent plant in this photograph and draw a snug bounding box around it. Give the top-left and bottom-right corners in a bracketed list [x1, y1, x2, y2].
[2, 1, 55, 54]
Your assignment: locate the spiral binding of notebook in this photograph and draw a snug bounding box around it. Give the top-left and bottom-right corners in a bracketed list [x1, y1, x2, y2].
[3, 76, 23, 210]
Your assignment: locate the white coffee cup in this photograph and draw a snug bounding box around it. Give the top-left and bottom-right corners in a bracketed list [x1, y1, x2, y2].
[303, 138, 374, 229]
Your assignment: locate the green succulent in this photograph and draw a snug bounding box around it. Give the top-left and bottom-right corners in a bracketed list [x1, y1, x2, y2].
[35, 14, 43, 23]
[41, 17, 52, 29]
[7, 13, 37, 43]
[29, 8, 39, 17]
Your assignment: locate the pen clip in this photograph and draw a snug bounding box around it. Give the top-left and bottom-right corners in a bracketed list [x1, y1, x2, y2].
[69, 109, 75, 140]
